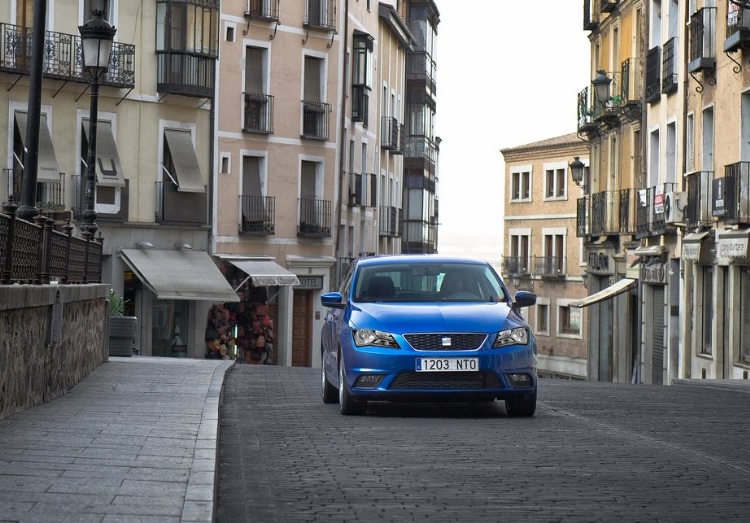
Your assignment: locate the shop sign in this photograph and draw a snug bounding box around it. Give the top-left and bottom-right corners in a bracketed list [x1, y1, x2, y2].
[682, 243, 701, 261]
[712, 178, 726, 217]
[587, 251, 614, 275]
[718, 235, 750, 259]
[296, 276, 324, 290]
[654, 186, 665, 214]
[642, 261, 667, 284]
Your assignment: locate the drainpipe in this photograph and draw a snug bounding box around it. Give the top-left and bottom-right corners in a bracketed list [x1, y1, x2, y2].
[334, 0, 350, 279]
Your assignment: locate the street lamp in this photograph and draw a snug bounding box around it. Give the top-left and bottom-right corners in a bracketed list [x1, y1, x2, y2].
[592, 70, 611, 107]
[570, 156, 586, 192]
[78, 10, 116, 235]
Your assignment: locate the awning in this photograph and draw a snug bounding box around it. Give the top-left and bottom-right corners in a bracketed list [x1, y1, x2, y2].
[15, 111, 61, 183]
[226, 258, 300, 287]
[120, 249, 239, 302]
[163, 129, 206, 193]
[570, 278, 637, 308]
[718, 228, 750, 259]
[682, 231, 711, 262]
[83, 120, 126, 187]
[634, 245, 665, 257]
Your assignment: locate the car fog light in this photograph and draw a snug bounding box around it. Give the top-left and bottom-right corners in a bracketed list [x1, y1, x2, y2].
[354, 374, 383, 388]
[508, 373, 533, 388]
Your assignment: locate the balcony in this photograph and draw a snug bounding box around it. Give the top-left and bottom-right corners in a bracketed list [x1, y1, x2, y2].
[243, 93, 274, 134]
[501, 256, 530, 278]
[156, 51, 216, 98]
[406, 51, 437, 95]
[533, 256, 565, 278]
[685, 171, 714, 229]
[352, 85, 369, 126]
[635, 183, 677, 239]
[379, 206, 401, 238]
[301, 101, 330, 140]
[578, 59, 642, 137]
[245, 0, 280, 21]
[723, 162, 750, 225]
[404, 135, 438, 172]
[725, 3, 750, 53]
[645, 46, 661, 104]
[662, 37, 678, 94]
[381, 117, 404, 154]
[590, 189, 632, 236]
[690, 7, 716, 71]
[349, 173, 376, 207]
[298, 198, 331, 237]
[239, 195, 275, 235]
[583, 0, 600, 30]
[304, 0, 336, 31]
[0, 22, 135, 88]
[154, 181, 207, 225]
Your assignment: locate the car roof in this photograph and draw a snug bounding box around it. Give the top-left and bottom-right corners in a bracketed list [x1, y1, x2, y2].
[355, 254, 491, 267]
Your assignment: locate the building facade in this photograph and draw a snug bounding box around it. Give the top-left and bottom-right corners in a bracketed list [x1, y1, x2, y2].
[501, 133, 590, 380]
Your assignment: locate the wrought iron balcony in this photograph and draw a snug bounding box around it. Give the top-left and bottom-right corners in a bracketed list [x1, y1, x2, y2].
[590, 189, 632, 236]
[690, 7, 716, 71]
[298, 197, 331, 237]
[725, 4, 750, 53]
[662, 37, 678, 94]
[685, 171, 714, 229]
[239, 194, 275, 235]
[723, 162, 750, 225]
[533, 256, 565, 278]
[349, 173, 376, 207]
[156, 51, 215, 98]
[245, 0, 280, 21]
[379, 206, 401, 238]
[576, 196, 590, 237]
[304, 0, 336, 31]
[501, 256, 530, 278]
[645, 46, 661, 104]
[243, 92, 274, 133]
[583, 0, 600, 30]
[635, 183, 677, 239]
[381, 117, 404, 154]
[0, 22, 135, 88]
[577, 60, 641, 137]
[301, 101, 330, 140]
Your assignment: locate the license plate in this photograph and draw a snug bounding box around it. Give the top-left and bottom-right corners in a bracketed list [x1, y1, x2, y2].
[415, 358, 479, 372]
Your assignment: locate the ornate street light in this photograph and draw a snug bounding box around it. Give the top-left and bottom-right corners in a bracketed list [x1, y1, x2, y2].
[78, 10, 116, 235]
[592, 70, 612, 107]
[570, 156, 586, 191]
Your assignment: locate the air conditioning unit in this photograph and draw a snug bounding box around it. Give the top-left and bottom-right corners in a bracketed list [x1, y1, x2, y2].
[664, 191, 685, 224]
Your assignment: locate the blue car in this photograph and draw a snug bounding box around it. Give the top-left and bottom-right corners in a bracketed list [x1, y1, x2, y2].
[320, 255, 538, 416]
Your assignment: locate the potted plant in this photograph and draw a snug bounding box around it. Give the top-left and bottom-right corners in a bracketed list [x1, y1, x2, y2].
[108, 289, 138, 357]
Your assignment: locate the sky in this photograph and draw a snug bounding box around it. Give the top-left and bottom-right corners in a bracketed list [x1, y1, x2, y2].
[434, 0, 591, 265]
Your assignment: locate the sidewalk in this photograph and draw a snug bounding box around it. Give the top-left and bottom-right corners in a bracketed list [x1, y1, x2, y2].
[0, 356, 234, 523]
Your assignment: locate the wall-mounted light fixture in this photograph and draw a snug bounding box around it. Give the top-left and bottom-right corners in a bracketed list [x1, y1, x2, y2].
[570, 156, 586, 192]
[136, 241, 155, 249]
[175, 243, 193, 250]
[592, 70, 612, 107]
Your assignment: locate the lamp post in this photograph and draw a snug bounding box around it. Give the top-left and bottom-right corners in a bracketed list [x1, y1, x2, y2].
[570, 156, 586, 193]
[592, 70, 611, 108]
[78, 10, 116, 235]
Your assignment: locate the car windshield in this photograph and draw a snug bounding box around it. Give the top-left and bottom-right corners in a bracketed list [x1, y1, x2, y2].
[352, 262, 509, 303]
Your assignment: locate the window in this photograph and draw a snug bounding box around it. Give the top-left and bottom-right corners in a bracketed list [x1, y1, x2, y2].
[510, 168, 531, 202]
[302, 56, 328, 139]
[701, 265, 713, 355]
[508, 233, 530, 275]
[543, 232, 565, 275]
[83, 0, 113, 22]
[686, 114, 694, 173]
[244, 47, 272, 133]
[544, 165, 566, 199]
[558, 304, 581, 336]
[536, 300, 550, 336]
[156, 0, 219, 56]
[352, 31, 373, 126]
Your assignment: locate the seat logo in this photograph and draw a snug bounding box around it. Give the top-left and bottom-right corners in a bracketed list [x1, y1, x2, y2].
[441, 337, 452, 347]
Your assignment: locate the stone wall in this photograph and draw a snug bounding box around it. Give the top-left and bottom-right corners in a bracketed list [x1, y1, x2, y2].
[0, 284, 109, 420]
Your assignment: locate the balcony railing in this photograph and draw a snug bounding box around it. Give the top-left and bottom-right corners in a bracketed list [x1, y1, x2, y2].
[1, 199, 102, 284]
[725, 3, 750, 53]
[0, 22, 135, 88]
[381, 117, 404, 153]
[298, 197, 331, 237]
[243, 92, 274, 133]
[301, 101, 330, 140]
[635, 183, 677, 239]
[379, 206, 401, 237]
[304, 0, 336, 30]
[533, 256, 565, 278]
[246, 0, 280, 21]
[72, 176, 129, 223]
[154, 182, 207, 225]
[156, 51, 215, 98]
[584, 0, 600, 30]
[589, 189, 632, 236]
[645, 46, 661, 104]
[239, 195, 275, 235]
[662, 37, 678, 94]
[349, 173, 376, 207]
[685, 171, 714, 229]
[690, 7, 716, 71]
[724, 162, 750, 225]
[406, 51, 437, 94]
[4, 168, 64, 206]
[404, 135, 438, 166]
[501, 256, 530, 278]
[578, 59, 641, 136]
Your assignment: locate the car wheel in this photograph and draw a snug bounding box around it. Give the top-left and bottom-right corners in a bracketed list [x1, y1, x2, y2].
[505, 391, 537, 417]
[322, 358, 338, 404]
[339, 360, 366, 415]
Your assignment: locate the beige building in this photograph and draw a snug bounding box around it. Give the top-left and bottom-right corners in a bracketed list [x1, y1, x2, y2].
[501, 133, 589, 380]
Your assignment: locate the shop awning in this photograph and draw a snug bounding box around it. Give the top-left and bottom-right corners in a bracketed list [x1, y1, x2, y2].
[15, 111, 61, 183]
[682, 231, 711, 262]
[226, 258, 300, 287]
[83, 119, 126, 187]
[163, 129, 206, 193]
[570, 278, 637, 308]
[718, 228, 750, 259]
[120, 249, 239, 302]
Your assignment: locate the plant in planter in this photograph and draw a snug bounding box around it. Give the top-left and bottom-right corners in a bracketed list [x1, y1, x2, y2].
[108, 289, 138, 357]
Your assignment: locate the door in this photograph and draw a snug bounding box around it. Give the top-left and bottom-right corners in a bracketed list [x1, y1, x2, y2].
[292, 290, 312, 367]
[651, 286, 665, 385]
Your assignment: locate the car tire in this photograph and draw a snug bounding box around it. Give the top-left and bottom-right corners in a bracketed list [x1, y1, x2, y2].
[505, 391, 537, 417]
[322, 359, 338, 404]
[339, 360, 366, 415]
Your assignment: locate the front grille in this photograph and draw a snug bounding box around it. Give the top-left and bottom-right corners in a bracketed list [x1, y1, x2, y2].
[389, 371, 503, 390]
[403, 333, 487, 351]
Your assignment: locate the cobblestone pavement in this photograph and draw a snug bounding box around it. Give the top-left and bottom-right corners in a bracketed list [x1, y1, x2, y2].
[216, 365, 750, 523]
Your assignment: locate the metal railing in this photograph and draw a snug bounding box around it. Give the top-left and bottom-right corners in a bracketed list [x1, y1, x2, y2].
[239, 195, 275, 235]
[243, 92, 274, 133]
[298, 198, 331, 237]
[645, 46, 661, 103]
[406, 51, 437, 94]
[635, 183, 677, 238]
[590, 189, 632, 236]
[533, 256, 565, 278]
[1, 200, 102, 284]
[685, 171, 714, 229]
[0, 22, 135, 88]
[246, 0, 280, 21]
[304, 0, 337, 30]
[662, 37, 678, 94]
[501, 256, 530, 277]
[690, 7, 716, 69]
[156, 51, 216, 98]
[576, 196, 590, 237]
[301, 101, 330, 140]
[381, 117, 404, 153]
[725, 3, 750, 52]
[724, 162, 750, 224]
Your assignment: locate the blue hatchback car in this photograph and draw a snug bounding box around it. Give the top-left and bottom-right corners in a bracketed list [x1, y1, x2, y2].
[320, 255, 538, 416]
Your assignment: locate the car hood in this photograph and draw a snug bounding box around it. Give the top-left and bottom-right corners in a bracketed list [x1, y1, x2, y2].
[349, 302, 520, 334]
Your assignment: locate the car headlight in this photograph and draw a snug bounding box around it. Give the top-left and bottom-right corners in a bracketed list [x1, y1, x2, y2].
[492, 327, 528, 348]
[352, 329, 400, 349]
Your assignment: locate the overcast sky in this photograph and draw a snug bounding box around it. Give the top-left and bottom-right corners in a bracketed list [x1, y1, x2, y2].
[434, 0, 591, 264]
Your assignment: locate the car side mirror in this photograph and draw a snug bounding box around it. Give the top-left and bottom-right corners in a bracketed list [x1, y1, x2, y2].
[513, 291, 537, 308]
[321, 292, 346, 310]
